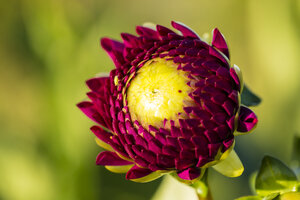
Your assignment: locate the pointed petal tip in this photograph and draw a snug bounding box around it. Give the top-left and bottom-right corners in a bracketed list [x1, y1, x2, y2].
[171, 21, 200, 38]
[212, 28, 230, 58]
[77, 101, 92, 110]
[100, 37, 113, 51]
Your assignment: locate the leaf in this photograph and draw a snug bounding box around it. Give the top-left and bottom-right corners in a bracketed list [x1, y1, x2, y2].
[255, 156, 298, 196]
[291, 135, 300, 167]
[241, 84, 261, 107]
[235, 196, 262, 200]
[264, 193, 280, 200]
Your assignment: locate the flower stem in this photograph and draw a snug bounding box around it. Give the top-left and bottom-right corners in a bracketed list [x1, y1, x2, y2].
[190, 170, 213, 200]
[196, 188, 212, 200]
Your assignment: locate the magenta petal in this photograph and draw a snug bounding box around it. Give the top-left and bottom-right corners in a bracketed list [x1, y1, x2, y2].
[156, 25, 176, 37]
[230, 68, 241, 91]
[237, 106, 258, 132]
[86, 77, 109, 92]
[209, 46, 228, 65]
[171, 21, 199, 39]
[121, 33, 140, 48]
[100, 38, 125, 66]
[77, 101, 104, 124]
[90, 125, 113, 144]
[126, 165, 153, 180]
[96, 151, 133, 166]
[212, 28, 229, 58]
[177, 167, 201, 180]
[136, 26, 159, 39]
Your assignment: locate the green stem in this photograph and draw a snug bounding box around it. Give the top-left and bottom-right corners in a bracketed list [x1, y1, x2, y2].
[196, 187, 212, 200]
[190, 170, 213, 200]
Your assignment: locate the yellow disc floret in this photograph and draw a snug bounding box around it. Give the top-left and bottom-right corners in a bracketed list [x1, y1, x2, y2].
[127, 58, 191, 128]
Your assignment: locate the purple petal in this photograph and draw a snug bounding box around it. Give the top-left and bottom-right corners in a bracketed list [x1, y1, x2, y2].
[126, 165, 153, 180]
[96, 151, 133, 166]
[230, 68, 241, 91]
[156, 25, 176, 37]
[77, 101, 106, 125]
[209, 46, 228, 65]
[171, 21, 200, 39]
[208, 143, 222, 157]
[157, 154, 175, 167]
[177, 167, 201, 180]
[136, 26, 159, 39]
[90, 126, 113, 144]
[121, 33, 140, 48]
[100, 38, 125, 66]
[237, 106, 258, 133]
[86, 77, 109, 93]
[175, 158, 194, 170]
[212, 28, 229, 58]
[196, 156, 213, 167]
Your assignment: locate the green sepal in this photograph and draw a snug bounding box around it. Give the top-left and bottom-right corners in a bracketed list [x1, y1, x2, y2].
[129, 171, 164, 183]
[241, 84, 261, 107]
[105, 164, 134, 174]
[212, 150, 244, 177]
[255, 156, 298, 196]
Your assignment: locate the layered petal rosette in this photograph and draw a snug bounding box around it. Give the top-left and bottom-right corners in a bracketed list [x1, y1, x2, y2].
[77, 21, 258, 183]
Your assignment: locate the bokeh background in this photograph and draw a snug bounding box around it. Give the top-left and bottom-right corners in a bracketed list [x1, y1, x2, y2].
[1, 0, 300, 199]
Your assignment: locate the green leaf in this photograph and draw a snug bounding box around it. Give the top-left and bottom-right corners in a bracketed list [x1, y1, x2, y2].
[235, 196, 262, 200]
[265, 193, 280, 200]
[291, 135, 300, 167]
[241, 84, 261, 106]
[255, 156, 298, 196]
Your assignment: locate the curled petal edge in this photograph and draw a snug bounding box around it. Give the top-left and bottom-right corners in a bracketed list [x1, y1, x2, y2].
[235, 106, 258, 136]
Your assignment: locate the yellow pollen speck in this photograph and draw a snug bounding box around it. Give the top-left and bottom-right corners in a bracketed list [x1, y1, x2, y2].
[127, 58, 191, 128]
[114, 76, 119, 86]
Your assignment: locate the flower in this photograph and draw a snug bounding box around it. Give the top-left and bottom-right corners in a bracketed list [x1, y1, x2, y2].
[77, 21, 258, 183]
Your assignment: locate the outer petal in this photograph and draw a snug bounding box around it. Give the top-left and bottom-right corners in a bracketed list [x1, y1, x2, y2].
[77, 101, 104, 124]
[212, 28, 229, 59]
[171, 21, 200, 39]
[235, 106, 258, 135]
[212, 150, 244, 177]
[136, 25, 159, 39]
[96, 151, 133, 166]
[100, 38, 125, 67]
[126, 165, 163, 183]
[86, 77, 109, 93]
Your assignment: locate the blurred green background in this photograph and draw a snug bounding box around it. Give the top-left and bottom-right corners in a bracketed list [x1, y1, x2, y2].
[1, 0, 300, 199]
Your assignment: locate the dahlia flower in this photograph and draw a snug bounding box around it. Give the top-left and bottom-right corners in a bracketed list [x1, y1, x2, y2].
[77, 21, 258, 183]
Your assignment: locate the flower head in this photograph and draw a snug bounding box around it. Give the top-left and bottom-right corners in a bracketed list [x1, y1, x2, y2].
[77, 21, 258, 183]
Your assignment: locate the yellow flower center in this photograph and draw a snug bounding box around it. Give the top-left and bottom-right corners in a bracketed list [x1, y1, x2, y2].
[127, 58, 191, 128]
